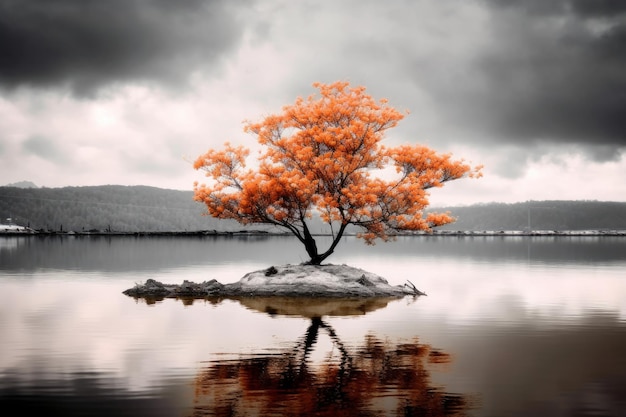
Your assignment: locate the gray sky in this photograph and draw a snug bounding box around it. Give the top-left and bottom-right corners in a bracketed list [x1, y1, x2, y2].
[1, 0, 625, 206]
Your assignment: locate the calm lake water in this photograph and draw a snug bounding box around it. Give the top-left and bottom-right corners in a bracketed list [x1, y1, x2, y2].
[1, 235, 625, 416]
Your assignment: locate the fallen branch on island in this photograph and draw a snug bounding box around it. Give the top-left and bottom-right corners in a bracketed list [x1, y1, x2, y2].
[122, 264, 426, 300]
[404, 280, 427, 296]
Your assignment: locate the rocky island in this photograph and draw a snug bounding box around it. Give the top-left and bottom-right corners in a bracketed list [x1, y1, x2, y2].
[123, 264, 425, 300]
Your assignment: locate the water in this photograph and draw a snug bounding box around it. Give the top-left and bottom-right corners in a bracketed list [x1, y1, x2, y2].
[1, 235, 625, 416]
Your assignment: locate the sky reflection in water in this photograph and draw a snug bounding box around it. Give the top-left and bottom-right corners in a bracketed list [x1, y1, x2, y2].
[1, 235, 625, 416]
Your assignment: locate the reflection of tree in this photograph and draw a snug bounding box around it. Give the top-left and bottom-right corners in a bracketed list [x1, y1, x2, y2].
[191, 318, 472, 416]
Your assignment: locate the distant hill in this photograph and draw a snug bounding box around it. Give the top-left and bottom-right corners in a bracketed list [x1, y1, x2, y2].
[0, 185, 246, 232]
[430, 201, 626, 231]
[4, 181, 38, 189]
[1, 185, 626, 232]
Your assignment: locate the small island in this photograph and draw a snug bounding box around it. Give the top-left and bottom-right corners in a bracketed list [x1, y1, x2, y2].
[123, 264, 425, 300]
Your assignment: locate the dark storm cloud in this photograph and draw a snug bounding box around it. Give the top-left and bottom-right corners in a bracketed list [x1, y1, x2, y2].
[569, 0, 626, 16]
[443, 0, 626, 151]
[0, 0, 250, 96]
[267, 0, 626, 156]
[491, 0, 626, 17]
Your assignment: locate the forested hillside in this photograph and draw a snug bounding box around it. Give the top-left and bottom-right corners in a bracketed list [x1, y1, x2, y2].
[1, 185, 626, 232]
[433, 200, 626, 231]
[0, 185, 246, 232]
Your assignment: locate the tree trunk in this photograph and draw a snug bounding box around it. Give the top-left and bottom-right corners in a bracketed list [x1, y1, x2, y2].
[302, 226, 323, 265]
[303, 222, 348, 265]
[306, 248, 333, 265]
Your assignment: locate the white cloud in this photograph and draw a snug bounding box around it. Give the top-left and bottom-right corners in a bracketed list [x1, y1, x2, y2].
[430, 149, 626, 206]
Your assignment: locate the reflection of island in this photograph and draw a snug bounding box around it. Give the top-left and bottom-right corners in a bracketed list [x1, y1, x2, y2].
[130, 293, 406, 317]
[234, 296, 401, 318]
[191, 316, 474, 416]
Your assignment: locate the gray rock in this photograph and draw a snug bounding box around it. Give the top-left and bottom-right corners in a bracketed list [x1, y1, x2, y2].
[123, 264, 425, 299]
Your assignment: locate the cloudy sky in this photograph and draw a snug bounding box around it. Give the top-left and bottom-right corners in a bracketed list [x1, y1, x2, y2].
[1, 0, 625, 206]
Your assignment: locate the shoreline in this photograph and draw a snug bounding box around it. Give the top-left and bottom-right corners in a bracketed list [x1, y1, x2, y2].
[2, 229, 626, 237]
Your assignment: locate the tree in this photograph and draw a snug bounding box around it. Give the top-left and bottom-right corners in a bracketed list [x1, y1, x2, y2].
[194, 81, 482, 265]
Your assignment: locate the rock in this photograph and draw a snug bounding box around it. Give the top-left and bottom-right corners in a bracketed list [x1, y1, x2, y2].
[123, 278, 173, 297]
[221, 264, 406, 297]
[264, 266, 278, 276]
[356, 274, 375, 287]
[122, 264, 426, 300]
